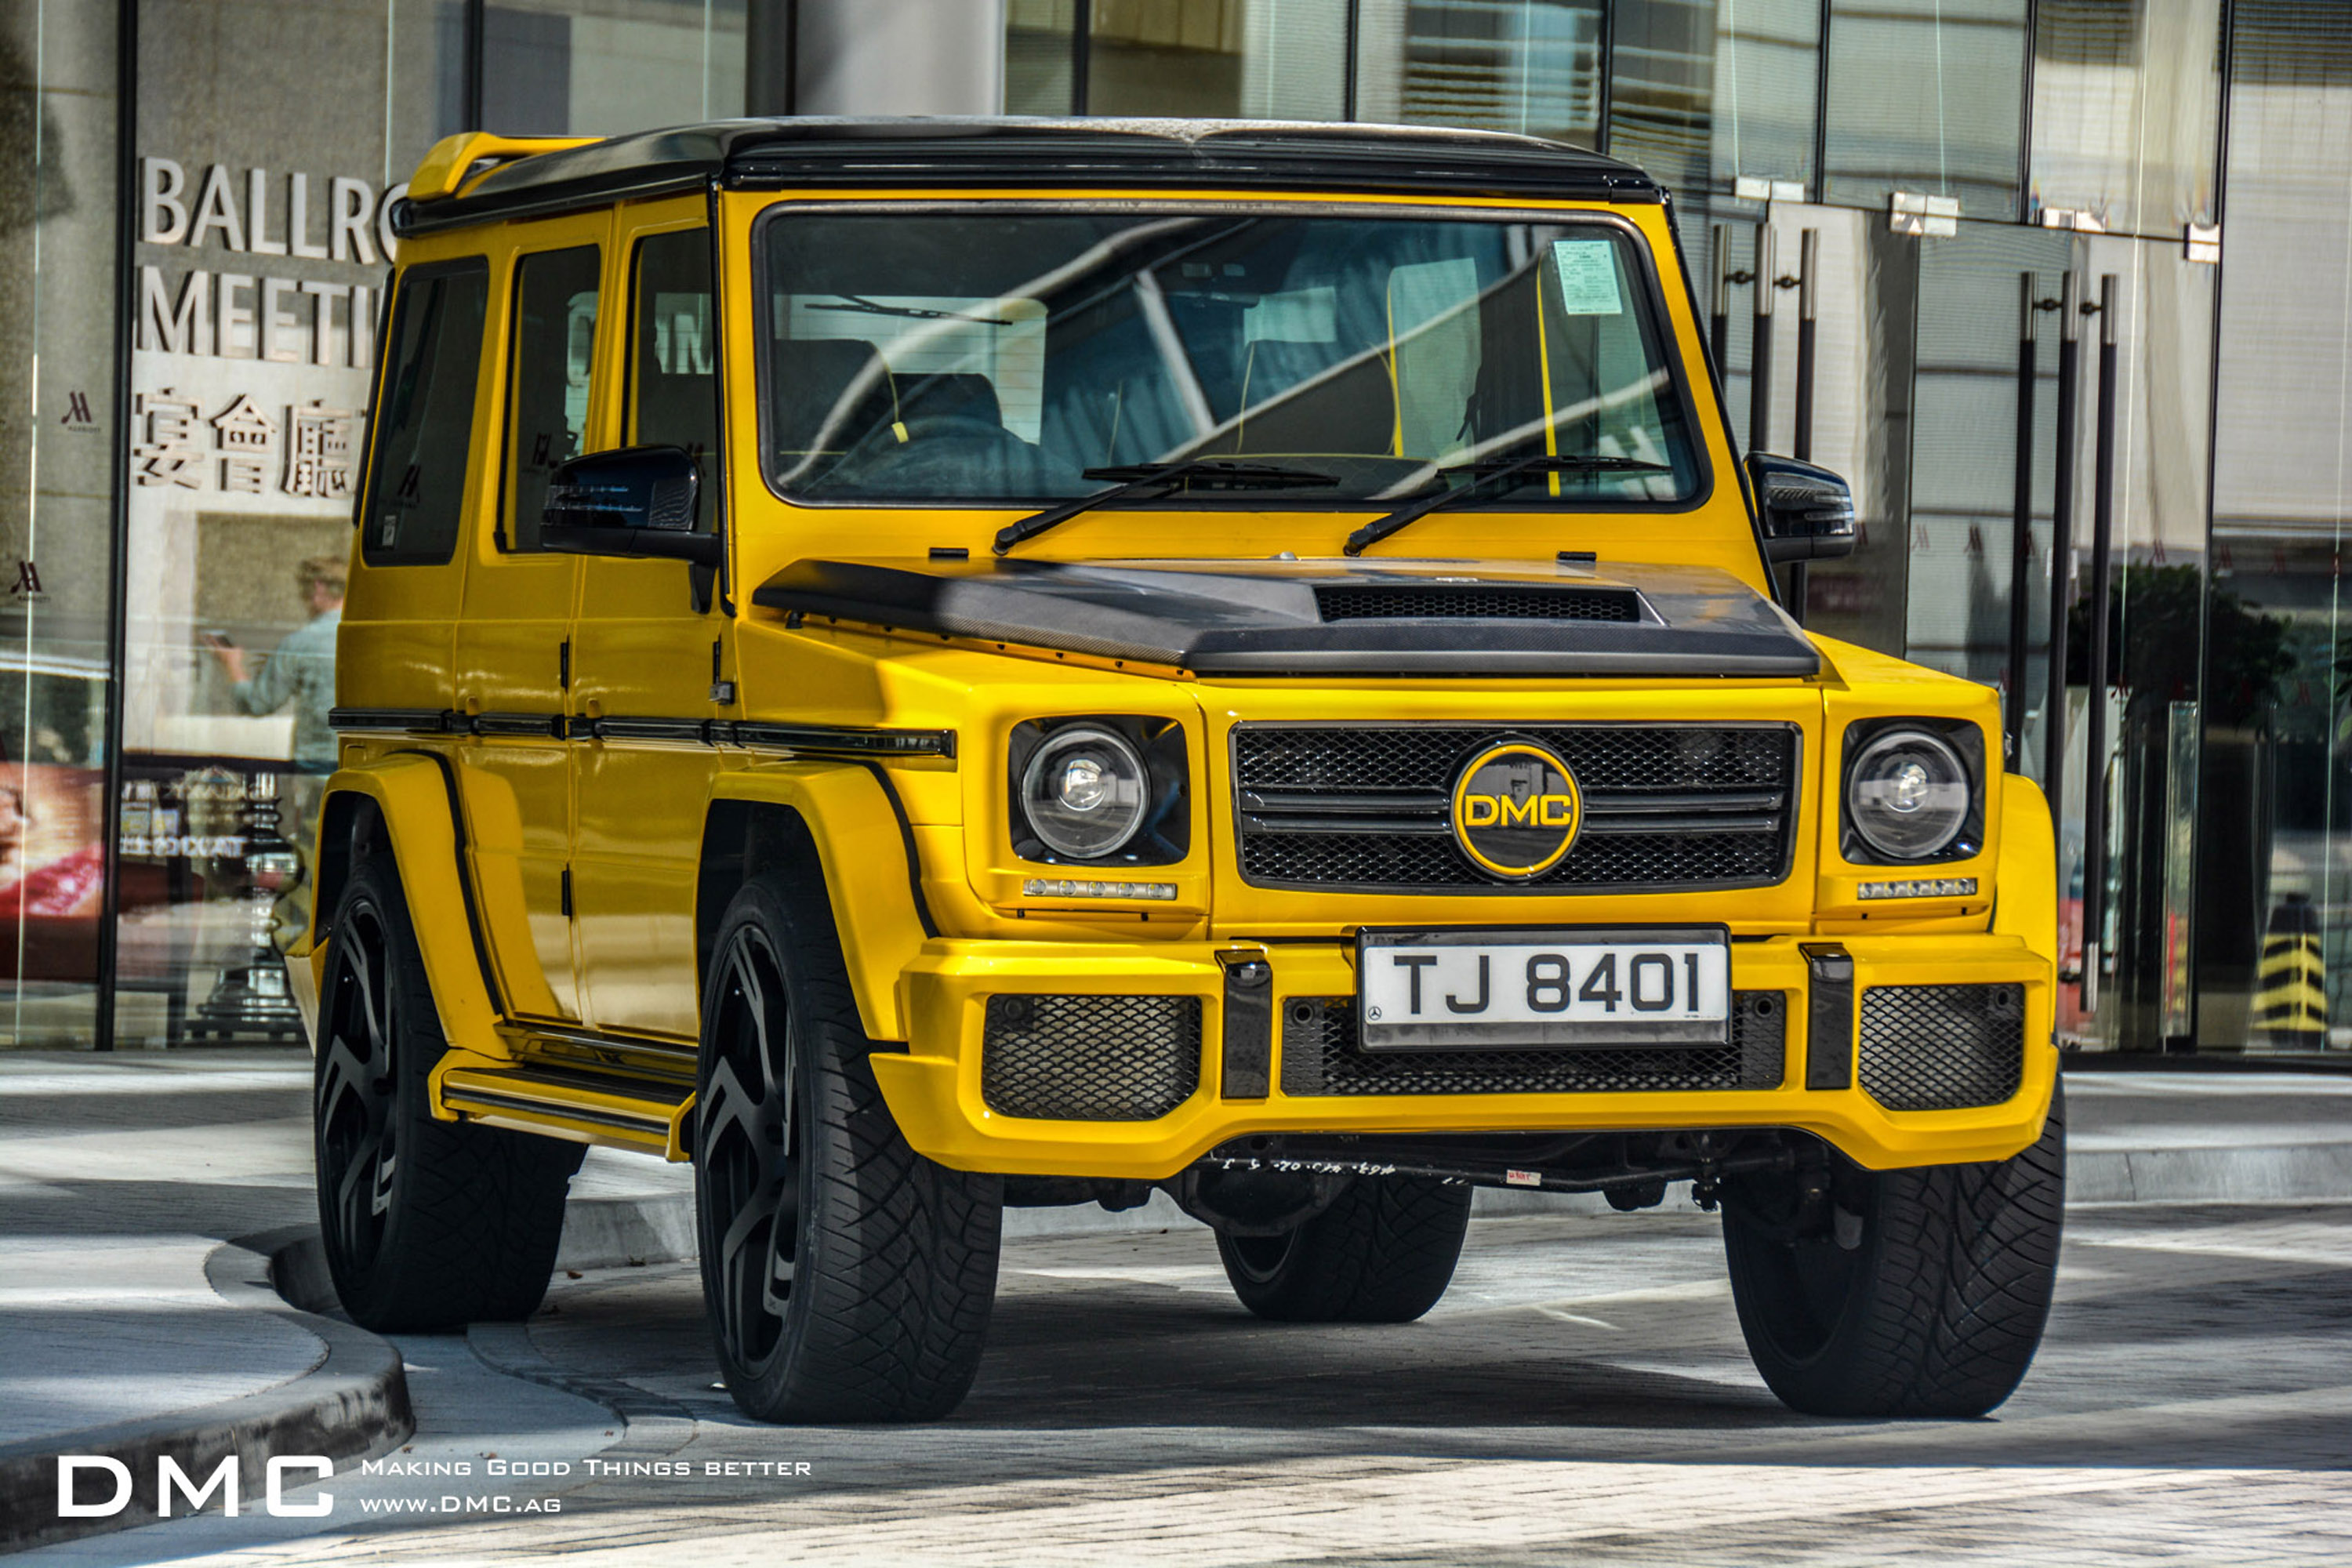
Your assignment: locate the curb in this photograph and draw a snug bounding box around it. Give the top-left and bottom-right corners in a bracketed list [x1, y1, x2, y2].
[2067, 1143, 2352, 1204]
[556, 1193, 700, 1272]
[0, 1227, 414, 1554]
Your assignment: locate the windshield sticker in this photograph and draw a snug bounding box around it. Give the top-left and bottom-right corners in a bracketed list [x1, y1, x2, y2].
[1550, 240, 1624, 316]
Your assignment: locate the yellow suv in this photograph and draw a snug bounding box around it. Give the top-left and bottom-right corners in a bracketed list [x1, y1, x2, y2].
[302, 118, 2062, 1425]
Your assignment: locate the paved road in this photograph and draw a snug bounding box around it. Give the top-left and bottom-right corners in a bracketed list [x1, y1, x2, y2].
[35, 1195, 2352, 1566]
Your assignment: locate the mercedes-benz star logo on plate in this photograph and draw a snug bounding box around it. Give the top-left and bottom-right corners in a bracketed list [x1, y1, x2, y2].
[1450, 739, 1583, 880]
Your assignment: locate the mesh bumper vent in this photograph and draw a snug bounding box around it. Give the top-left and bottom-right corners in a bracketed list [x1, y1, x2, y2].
[1279, 991, 1787, 1096]
[1857, 983, 2026, 1111]
[981, 993, 1202, 1121]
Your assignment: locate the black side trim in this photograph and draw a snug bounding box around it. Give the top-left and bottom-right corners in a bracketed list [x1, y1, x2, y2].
[855, 760, 939, 940]
[734, 721, 956, 759]
[331, 706, 463, 734]
[565, 714, 956, 757]
[471, 712, 566, 738]
[390, 746, 506, 1018]
[1217, 950, 1274, 1099]
[592, 717, 710, 744]
[1801, 942, 1854, 1091]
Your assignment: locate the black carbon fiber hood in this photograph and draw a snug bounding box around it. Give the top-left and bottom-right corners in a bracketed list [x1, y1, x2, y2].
[752, 556, 1819, 677]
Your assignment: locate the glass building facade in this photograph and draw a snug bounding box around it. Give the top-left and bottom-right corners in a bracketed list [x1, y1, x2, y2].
[2, 0, 2347, 1065]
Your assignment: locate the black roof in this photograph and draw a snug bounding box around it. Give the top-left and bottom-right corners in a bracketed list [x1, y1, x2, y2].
[394, 117, 1661, 237]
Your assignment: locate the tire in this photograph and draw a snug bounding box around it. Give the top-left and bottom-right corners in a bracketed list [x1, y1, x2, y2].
[695, 874, 1002, 1422]
[314, 851, 581, 1332]
[1216, 1175, 1472, 1323]
[1722, 1080, 2066, 1417]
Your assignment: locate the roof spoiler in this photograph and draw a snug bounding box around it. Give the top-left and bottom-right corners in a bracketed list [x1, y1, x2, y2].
[407, 131, 597, 204]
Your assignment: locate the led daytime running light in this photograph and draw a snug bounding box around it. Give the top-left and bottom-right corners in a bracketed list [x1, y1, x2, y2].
[1022, 878, 1178, 902]
[1857, 877, 1978, 900]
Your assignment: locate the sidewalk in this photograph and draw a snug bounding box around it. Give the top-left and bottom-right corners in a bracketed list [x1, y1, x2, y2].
[2, 1047, 2347, 1548]
[0, 1049, 684, 1550]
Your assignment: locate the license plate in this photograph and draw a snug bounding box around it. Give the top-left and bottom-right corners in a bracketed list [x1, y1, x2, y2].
[1356, 927, 1730, 1051]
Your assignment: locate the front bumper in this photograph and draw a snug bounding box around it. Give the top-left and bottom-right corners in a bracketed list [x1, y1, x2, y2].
[868, 931, 2057, 1179]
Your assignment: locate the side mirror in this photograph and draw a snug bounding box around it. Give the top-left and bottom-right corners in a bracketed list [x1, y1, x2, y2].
[1747, 453, 1857, 564]
[542, 445, 719, 567]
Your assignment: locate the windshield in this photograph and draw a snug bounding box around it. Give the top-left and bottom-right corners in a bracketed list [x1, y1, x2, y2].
[759, 209, 1705, 510]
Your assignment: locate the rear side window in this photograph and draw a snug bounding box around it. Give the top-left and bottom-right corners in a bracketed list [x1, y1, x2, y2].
[505, 245, 600, 551]
[361, 261, 489, 564]
[630, 229, 719, 527]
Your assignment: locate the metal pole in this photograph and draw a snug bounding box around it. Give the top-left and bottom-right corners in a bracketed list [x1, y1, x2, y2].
[1710, 223, 1731, 373]
[2043, 270, 2080, 818]
[2081, 274, 2120, 1016]
[1793, 229, 1818, 462]
[2005, 271, 2038, 766]
[95, 0, 140, 1051]
[743, 0, 799, 116]
[463, 0, 486, 129]
[1748, 220, 1775, 456]
[1071, 0, 1092, 114]
[1341, 0, 1361, 121]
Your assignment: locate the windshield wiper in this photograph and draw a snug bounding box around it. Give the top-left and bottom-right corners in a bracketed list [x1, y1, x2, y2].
[808, 295, 1011, 326]
[994, 460, 1340, 556]
[1342, 453, 1675, 557]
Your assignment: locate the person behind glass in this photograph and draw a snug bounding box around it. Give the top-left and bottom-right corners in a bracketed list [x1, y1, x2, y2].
[204, 555, 345, 947]
[205, 554, 345, 773]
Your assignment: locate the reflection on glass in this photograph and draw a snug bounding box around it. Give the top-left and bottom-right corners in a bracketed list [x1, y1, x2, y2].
[763, 212, 1703, 509]
[1904, 223, 2071, 699]
[1823, 0, 2029, 220]
[1, 3, 118, 1044]
[2195, 1, 2352, 1055]
[1709, 0, 1817, 194]
[1087, 0, 1246, 115]
[1359, 0, 1604, 145]
[1007, 0, 1079, 113]
[433, 0, 748, 143]
[1607, 0, 1716, 198]
[2028, 0, 2222, 238]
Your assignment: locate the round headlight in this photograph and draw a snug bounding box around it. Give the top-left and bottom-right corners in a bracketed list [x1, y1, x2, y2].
[1846, 729, 1972, 861]
[1020, 726, 1149, 859]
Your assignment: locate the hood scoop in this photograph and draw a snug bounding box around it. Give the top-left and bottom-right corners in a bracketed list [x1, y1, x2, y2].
[753, 557, 1817, 678]
[1311, 583, 1646, 623]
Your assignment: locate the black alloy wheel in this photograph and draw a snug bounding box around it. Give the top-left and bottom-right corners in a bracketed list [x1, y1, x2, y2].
[1722, 1080, 2066, 1418]
[694, 875, 1002, 1423]
[696, 915, 801, 1376]
[311, 850, 579, 1331]
[315, 892, 401, 1285]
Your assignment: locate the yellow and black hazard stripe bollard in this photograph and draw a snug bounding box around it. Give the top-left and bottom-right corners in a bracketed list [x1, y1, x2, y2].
[2252, 895, 2328, 1049]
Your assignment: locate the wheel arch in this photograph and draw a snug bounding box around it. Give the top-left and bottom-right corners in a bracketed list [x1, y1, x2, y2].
[308, 753, 509, 1063]
[699, 764, 936, 1043]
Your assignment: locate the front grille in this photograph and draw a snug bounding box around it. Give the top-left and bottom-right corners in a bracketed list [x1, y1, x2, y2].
[1313, 585, 1644, 622]
[1234, 724, 1798, 891]
[981, 994, 1202, 1121]
[1279, 990, 1787, 1096]
[1857, 983, 2026, 1111]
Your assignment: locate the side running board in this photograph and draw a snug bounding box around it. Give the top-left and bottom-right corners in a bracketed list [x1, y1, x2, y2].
[440, 1063, 695, 1160]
